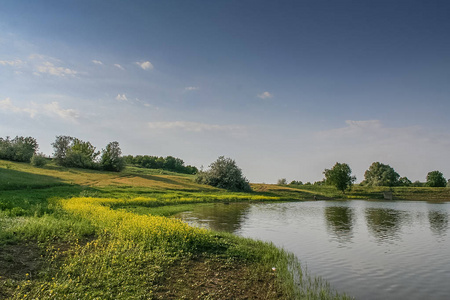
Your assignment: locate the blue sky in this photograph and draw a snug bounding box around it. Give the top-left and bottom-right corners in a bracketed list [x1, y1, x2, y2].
[1, 0, 449, 183]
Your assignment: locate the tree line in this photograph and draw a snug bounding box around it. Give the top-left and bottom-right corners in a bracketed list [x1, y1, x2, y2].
[123, 155, 198, 174]
[284, 161, 449, 192]
[0, 135, 197, 174]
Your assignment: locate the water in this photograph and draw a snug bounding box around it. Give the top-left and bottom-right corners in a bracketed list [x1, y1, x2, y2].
[175, 200, 450, 300]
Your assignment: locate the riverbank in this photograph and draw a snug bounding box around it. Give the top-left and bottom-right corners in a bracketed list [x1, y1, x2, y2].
[0, 159, 351, 299]
[253, 183, 450, 201]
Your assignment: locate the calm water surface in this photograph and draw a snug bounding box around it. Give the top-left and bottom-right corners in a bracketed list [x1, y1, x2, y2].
[175, 200, 450, 300]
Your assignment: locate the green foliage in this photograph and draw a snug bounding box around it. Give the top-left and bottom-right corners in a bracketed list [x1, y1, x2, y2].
[100, 141, 125, 172]
[362, 162, 400, 187]
[65, 138, 100, 169]
[30, 153, 48, 167]
[124, 154, 198, 174]
[0, 136, 38, 162]
[196, 156, 251, 192]
[426, 170, 447, 187]
[323, 162, 356, 192]
[289, 180, 303, 185]
[398, 177, 412, 186]
[277, 178, 287, 185]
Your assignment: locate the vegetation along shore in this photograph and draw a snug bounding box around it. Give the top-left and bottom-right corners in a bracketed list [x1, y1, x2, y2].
[1, 135, 448, 299]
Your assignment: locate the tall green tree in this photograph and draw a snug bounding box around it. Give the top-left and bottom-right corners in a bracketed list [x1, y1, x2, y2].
[426, 171, 447, 187]
[362, 162, 400, 187]
[100, 141, 125, 172]
[323, 162, 356, 193]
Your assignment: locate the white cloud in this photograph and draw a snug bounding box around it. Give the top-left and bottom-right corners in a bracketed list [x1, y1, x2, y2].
[114, 64, 125, 70]
[116, 94, 128, 101]
[42, 101, 79, 122]
[185, 86, 199, 91]
[0, 97, 78, 122]
[136, 61, 154, 70]
[0, 98, 37, 117]
[148, 121, 241, 132]
[0, 59, 25, 67]
[35, 61, 77, 77]
[257, 91, 273, 99]
[92, 60, 103, 65]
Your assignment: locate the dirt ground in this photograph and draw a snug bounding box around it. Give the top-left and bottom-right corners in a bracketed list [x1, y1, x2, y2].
[154, 255, 287, 300]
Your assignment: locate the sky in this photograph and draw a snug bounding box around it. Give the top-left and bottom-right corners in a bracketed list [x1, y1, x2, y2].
[1, 0, 449, 183]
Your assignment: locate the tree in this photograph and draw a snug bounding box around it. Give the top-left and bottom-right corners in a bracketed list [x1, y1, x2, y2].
[277, 178, 287, 185]
[65, 138, 99, 169]
[0, 136, 38, 162]
[426, 171, 447, 187]
[362, 162, 400, 187]
[323, 162, 356, 193]
[398, 177, 412, 187]
[52, 135, 74, 165]
[52, 136, 99, 169]
[195, 156, 251, 192]
[100, 141, 125, 172]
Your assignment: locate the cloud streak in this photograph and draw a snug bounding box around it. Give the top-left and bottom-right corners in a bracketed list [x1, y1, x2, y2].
[185, 86, 199, 91]
[148, 121, 242, 132]
[0, 97, 79, 122]
[0, 59, 25, 67]
[0, 98, 37, 117]
[257, 91, 273, 99]
[114, 64, 125, 70]
[136, 61, 154, 70]
[116, 94, 128, 101]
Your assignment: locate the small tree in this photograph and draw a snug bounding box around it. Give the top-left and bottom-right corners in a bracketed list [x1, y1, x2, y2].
[31, 153, 48, 167]
[100, 141, 125, 172]
[362, 162, 400, 187]
[426, 171, 447, 187]
[277, 178, 287, 185]
[323, 162, 356, 193]
[195, 156, 251, 192]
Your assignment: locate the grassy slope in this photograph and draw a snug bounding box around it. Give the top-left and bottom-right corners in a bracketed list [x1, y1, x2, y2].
[0, 160, 352, 299]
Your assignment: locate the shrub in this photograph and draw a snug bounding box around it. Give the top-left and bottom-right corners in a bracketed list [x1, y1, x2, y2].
[196, 156, 251, 192]
[30, 153, 48, 167]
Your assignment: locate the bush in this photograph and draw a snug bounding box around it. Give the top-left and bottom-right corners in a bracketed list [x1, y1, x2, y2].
[196, 156, 251, 192]
[30, 153, 48, 167]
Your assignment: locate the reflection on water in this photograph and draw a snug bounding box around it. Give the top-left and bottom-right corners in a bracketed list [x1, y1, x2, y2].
[175, 200, 450, 300]
[175, 202, 250, 232]
[428, 210, 449, 236]
[324, 205, 354, 243]
[365, 207, 406, 242]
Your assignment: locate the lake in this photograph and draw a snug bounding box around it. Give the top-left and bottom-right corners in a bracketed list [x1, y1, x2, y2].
[174, 200, 450, 300]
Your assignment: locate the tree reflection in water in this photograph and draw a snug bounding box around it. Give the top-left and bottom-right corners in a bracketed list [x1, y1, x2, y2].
[176, 203, 250, 232]
[365, 208, 406, 242]
[428, 210, 449, 236]
[325, 205, 354, 244]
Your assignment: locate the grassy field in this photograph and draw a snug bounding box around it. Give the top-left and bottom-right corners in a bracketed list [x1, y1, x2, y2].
[0, 159, 354, 299]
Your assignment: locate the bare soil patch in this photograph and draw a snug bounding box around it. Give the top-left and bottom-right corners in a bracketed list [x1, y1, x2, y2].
[154, 255, 286, 300]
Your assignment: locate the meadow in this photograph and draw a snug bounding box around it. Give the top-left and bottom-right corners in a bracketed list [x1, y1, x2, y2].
[0, 159, 355, 299]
